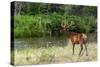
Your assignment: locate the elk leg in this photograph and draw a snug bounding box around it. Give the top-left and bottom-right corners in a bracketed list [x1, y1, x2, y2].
[79, 44, 83, 56]
[73, 44, 75, 55]
[84, 44, 88, 56]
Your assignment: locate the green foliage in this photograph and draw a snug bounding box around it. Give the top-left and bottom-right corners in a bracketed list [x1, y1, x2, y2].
[14, 14, 96, 38]
[65, 15, 96, 33]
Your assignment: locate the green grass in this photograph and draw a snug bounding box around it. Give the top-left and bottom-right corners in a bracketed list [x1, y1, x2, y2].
[12, 42, 97, 66]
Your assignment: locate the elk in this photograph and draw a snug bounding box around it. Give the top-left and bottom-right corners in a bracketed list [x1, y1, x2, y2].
[61, 22, 88, 56]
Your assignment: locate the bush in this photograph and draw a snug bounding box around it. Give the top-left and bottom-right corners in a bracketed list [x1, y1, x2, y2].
[14, 14, 96, 38]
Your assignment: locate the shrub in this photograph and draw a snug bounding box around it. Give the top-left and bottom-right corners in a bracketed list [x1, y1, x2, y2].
[14, 14, 96, 38]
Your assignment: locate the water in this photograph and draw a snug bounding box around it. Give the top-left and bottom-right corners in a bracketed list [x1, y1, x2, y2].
[14, 36, 68, 50]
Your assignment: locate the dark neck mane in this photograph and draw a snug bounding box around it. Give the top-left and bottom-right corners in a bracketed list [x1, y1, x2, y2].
[65, 31, 81, 37]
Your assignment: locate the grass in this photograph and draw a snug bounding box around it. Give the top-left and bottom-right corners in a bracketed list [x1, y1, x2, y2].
[11, 41, 97, 66]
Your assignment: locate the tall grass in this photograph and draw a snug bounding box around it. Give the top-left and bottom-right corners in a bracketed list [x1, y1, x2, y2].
[12, 42, 97, 65]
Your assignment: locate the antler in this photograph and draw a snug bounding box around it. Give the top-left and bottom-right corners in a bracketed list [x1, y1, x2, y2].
[61, 21, 69, 28]
[67, 21, 73, 28]
[61, 21, 73, 28]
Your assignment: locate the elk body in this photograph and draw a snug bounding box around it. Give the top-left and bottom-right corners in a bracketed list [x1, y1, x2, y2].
[61, 23, 88, 56]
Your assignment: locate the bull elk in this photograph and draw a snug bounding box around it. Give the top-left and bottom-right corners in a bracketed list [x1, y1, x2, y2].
[61, 23, 88, 56]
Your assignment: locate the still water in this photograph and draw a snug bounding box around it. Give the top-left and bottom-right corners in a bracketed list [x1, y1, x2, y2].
[14, 36, 68, 50]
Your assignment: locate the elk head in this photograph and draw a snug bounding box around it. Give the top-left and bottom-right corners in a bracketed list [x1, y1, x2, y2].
[60, 23, 69, 33]
[60, 21, 73, 33]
